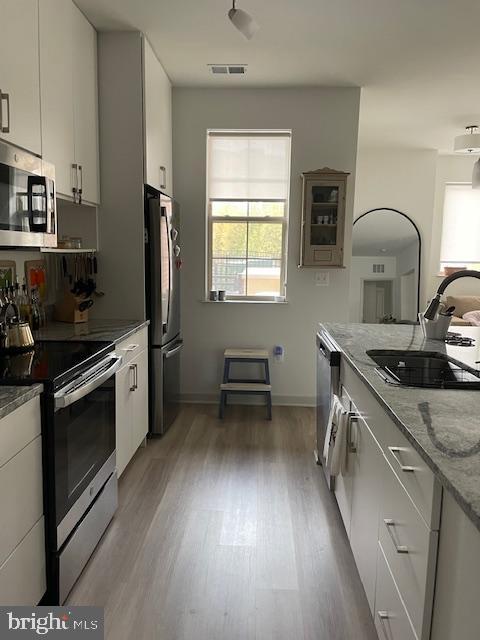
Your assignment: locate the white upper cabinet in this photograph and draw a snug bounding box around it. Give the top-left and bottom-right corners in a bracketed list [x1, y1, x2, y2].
[143, 39, 172, 196]
[39, 0, 99, 204]
[0, 0, 41, 155]
[39, 0, 75, 196]
[72, 3, 99, 205]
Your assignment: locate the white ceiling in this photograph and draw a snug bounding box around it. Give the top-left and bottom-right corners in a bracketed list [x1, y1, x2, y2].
[75, 0, 480, 151]
[352, 210, 419, 256]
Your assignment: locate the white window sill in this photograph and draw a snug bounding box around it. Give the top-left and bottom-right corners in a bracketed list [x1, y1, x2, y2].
[201, 299, 288, 305]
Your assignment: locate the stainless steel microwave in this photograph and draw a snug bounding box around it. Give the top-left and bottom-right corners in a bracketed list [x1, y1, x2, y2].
[0, 140, 57, 248]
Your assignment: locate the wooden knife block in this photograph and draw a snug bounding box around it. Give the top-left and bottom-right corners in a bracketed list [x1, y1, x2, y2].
[54, 291, 89, 324]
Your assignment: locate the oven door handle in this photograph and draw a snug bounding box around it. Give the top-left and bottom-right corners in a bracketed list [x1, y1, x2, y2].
[54, 354, 123, 410]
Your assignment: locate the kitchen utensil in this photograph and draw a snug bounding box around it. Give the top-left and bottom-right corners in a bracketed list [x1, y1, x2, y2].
[25, 259, 47, 302]
[418, 311, 452, 340]
[0, 261, 16, 290]
[78, 299, 93, 312]
[54, 291, 90, 324]
[0, 303, 35, 351]
[441, 306, 456, 316]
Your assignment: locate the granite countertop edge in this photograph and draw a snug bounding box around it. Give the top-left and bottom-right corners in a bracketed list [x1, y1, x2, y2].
[320, 322, 480, 532]
[0, 384, 44, 421]
[34, 319, 150, 345]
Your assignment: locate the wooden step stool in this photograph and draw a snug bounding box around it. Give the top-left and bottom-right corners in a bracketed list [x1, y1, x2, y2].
[219, 349, 272, 420]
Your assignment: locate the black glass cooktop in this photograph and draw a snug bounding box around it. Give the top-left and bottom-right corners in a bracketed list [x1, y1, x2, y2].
[0, 340, 113, 390]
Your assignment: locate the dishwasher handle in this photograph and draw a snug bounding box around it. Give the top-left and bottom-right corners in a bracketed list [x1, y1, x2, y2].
[316, 332, 341, 367]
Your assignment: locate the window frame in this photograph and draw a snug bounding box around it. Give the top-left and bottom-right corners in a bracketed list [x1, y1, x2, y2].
[439, 181, 480, 275]
[205, 130, 291, 302]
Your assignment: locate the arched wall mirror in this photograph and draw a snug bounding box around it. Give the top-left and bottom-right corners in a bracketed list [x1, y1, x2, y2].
[349, 208, 421, 324]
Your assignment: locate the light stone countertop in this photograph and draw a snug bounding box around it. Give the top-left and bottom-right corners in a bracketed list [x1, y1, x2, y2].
[0, 384, 44, 421]
[320, 322, 480, 532]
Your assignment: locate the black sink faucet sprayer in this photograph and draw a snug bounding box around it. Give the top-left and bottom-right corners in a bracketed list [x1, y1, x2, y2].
[423, 269, 480, 320]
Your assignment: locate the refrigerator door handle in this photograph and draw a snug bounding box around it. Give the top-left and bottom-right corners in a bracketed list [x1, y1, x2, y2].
[165, 340, 183, 359]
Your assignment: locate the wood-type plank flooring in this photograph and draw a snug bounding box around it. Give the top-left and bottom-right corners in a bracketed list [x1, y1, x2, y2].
[68, 404, 377, 640]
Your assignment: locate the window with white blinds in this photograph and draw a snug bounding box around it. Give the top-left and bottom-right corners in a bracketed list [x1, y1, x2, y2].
[440, 183, 480, 273]
[206, 130, 292, 301]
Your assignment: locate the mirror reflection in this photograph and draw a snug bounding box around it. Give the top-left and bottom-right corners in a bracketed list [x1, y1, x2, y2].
[349, 208, 420, 324]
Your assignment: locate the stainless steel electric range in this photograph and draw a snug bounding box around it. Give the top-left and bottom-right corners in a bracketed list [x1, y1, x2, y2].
[0, 341, 122, 604]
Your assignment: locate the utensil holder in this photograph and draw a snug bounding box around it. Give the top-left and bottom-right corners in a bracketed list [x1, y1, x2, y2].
[418, 312, 451, 340]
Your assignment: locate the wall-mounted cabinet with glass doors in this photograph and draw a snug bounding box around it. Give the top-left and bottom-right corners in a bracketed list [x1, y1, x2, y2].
[299, 168, 349, 267]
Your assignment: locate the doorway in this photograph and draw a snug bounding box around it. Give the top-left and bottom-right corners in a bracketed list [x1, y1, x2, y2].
[363, 280, 393, 323]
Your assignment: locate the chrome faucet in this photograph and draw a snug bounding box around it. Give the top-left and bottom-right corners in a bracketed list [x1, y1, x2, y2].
[424, 269, 480, 320]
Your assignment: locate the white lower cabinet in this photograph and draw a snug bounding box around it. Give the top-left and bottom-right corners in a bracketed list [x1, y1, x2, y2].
[336, 359, 441, 640]
[132, 348, 149, 451]
[349, 415, 383, 613]
[378, 453, 438, 640]
[115, 329, 149, 477]
[0, 396, 45, 605]
[375, 542, 417, 640]
[116, 359, 134, 477]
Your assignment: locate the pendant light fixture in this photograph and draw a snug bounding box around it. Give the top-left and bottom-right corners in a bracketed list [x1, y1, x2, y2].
[454, 126, 480, 189]
[228, 0, 259, 40]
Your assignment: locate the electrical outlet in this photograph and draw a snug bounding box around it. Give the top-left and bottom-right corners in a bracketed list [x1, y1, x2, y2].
[273, 345, 285, 362]
[315, 271, 330, 286]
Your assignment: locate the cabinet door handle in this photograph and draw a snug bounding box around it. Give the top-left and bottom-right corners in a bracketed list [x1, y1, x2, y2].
[377, 611, 390, 638]
[78, 164, 83, 204]
[0, 91, 10, 133]
[388, 446, 415, 473]
[123, 344, 139, 352]
[384, 518, 409, 554]
[72, 163, 78, 203]
[160, 166, 166, 190]
[129, 363, 138, 391]
[347, 413, 358, 453]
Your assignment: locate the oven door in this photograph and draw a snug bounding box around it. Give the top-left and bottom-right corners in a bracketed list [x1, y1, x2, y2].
[52, 354, 122, 548]
[0, 140, 57, 247]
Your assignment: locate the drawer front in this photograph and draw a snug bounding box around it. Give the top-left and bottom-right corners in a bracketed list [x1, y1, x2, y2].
[375, 542, 417, 640]
[0, 435, 43, 565]
[379, 454, 437, 640]
[0, 517, 46, 605]
[0, 396, 41, 468]
[115, 326, 148, 366]
[341, 360, 441, 529]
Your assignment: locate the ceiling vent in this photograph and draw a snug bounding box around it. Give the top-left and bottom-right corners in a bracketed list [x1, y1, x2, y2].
[209, 64, 247, 75]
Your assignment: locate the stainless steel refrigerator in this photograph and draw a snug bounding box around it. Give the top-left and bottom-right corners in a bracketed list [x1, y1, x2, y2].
[145, 186, 183, 435]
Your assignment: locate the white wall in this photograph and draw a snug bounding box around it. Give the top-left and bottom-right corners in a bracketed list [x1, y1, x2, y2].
[353, 148, 438, 308]
[173, 87, 360, 405]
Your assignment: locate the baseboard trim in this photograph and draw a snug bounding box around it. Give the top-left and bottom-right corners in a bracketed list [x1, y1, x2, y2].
[179, 393, 315, 407]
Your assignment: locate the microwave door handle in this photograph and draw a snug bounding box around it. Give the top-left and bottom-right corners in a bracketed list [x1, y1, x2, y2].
[27, 175, 48, 232]
[165, 341, 183, 359]
[54, 355, 122, 410]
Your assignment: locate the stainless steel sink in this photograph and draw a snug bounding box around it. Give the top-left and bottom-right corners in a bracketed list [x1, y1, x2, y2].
[366, 349, 480, 389]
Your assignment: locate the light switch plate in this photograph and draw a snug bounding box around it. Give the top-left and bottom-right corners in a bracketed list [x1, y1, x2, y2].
[315, 271, 330, 286]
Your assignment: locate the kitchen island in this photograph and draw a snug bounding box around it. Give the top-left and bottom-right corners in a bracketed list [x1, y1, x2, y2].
[320, 323, 480, 640]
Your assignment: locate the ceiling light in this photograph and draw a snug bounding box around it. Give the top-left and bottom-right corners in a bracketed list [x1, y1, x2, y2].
[454, 126, 480, 189]
[228, 0, 259, 40]
[454, 126, 480, 153]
